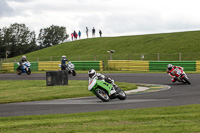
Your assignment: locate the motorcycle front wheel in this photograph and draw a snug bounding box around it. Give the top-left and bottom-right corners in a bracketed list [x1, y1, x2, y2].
[117, 88, 127, 100]
[27, 68, 31, 75]
[182, 76, 191, 84]
[72, 70, 76, 76]
[95, 89, 110, 102]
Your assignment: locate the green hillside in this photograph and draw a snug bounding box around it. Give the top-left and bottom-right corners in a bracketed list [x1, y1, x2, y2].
[4, 30, 200, 62]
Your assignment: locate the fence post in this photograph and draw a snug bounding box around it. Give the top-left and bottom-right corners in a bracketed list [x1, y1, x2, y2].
[94, 55, 96, 61]
[109, 52, 112, 60]
[50, 56, 52, 61]
[179, 53, 181, 61]
[157, 53, 160, 61]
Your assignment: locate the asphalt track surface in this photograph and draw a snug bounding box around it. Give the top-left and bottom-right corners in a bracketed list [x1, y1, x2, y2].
[0, 73, 200, 117]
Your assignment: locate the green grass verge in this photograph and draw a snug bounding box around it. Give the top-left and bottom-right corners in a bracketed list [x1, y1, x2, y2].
[0, 80, 137, 104]
[0, 104, 200, 133]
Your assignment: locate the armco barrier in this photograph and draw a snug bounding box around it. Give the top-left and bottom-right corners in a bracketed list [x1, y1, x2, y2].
[2, 60, 198, 72]
[38, 61, 104, 71]
[149, 61, 196, 71]
[2, 63, 14, 71]
[2, 61, 103, 71]
[108, 60, 149, 71]
[72, 61, 103, 71]
[196, 61, 200, 72]
[38, 61, 60, 71]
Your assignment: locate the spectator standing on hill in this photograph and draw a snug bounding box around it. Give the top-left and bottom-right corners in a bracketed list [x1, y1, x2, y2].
[78, 30, 81, 39]
[86, 27, 88, 38]
[71, 33, 74, 41]
[92, 27, 95, 37]
[73, 30, 77, 40]
[99, 30, 102, 37]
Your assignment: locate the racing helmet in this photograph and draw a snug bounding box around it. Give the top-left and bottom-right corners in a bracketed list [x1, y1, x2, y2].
[62, 55, 66, 60]
[167, 64, 173, 70]
[88, 69, 96, 78]
[22, 55, 26, 60]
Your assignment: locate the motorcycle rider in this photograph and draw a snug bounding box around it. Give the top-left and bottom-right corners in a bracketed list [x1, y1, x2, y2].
[61, 55, 69, 70]
[88, 69, 118, 88]
[17, 55, 28, 71]
[167, 64, 184, 83]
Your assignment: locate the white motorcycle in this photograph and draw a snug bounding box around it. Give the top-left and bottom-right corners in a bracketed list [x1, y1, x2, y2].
[16, 61, 31, 75]
[59, 62, 76, 76]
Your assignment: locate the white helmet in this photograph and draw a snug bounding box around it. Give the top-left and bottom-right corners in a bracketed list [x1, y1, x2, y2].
[167, 64, 173, 70]
[22, 55, 26, 59]
[62, 55, 66, 59]
[88, 69, 96, 78]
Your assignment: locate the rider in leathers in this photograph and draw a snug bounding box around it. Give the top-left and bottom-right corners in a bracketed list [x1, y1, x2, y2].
[88, 69, 118, 88]
[167, 64, 184, 83]
[17, 55, 28, 71]
[61, 55, 69, 70]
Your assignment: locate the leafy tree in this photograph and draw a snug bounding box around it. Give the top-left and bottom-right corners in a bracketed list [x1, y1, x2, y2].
[0, 23, 37, 58]
[0, 28, 6, 58]
[37, 25, 69, 48]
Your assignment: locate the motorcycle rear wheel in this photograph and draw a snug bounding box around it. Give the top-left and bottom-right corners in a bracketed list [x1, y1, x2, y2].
[95, 89, 110, 102]
[16, 68, 21, 75]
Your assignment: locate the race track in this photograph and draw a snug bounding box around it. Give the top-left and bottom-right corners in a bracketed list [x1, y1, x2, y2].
[0, 73, 200, 117]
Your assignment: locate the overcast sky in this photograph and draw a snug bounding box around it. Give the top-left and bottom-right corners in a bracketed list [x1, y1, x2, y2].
[1, 0, 200, 39]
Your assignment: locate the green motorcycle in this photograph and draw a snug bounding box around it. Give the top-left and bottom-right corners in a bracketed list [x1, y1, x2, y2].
[88, 78, 126, 102]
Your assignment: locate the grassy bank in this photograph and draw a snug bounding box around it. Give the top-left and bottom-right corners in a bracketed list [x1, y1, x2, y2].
[0, 80, 137, 104]
[2, 30, 200, 63]
[0, 104, 200, 133]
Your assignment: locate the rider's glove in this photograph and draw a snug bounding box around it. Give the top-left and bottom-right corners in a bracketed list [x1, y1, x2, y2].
[96, 73, 101, 76]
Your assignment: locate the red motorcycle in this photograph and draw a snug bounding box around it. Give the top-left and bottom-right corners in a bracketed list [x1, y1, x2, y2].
[172, 68, 191, 84]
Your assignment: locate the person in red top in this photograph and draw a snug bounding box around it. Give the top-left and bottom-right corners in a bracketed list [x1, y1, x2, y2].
[71, 33, 74, 41]
[167, 64, 184, 83]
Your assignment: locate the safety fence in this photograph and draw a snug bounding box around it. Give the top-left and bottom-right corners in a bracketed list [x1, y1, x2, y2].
[2, 61, 104, 72]
[149, 61, 196, 71]
[108, 60, 200, 72]
[196, 61, 200, 72]
[2, 60, 200, 72]
[108, 60, 149, 71]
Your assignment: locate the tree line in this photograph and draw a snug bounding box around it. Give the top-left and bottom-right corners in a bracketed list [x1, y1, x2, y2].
[0, 23, 69, 59]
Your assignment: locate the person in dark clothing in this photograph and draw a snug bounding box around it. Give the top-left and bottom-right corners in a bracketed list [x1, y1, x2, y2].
[99, 30, 102, 37]
[61, 55, 69, 70]
[73, 30, 77, 40]
[92, 27, 95, 37]
[86, 27, 88, 38]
